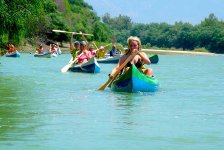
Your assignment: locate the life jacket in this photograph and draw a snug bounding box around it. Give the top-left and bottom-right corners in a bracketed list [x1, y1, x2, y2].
[51, 47, 57, 54]
[71, 49, 78, 59]
[96, 50, 105, 58]
[7, 46, 16, 53]
[91, 50, 96, 56]
[78, 53, 89, 63]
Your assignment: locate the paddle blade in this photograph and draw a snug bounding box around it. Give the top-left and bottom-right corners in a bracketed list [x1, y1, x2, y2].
[61, 64, 72, 73]
[149, 54, 159, 64]
[61, 58, 75, 73]
[98, 78, 112, 91]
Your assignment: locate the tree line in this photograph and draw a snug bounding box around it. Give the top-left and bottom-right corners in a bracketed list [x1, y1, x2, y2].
[102, 13, 224, 54]
[0, 0, 223, 54]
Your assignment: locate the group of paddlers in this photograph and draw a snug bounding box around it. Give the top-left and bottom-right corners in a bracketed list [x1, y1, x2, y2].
[68, 32, 154, 78]
[35, 43, 61, 56]
[5, 32, 153, 79]
[69, 32, 120, 64]
[5, 42, 61, 56]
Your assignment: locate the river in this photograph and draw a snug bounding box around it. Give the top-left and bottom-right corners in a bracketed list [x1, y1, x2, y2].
[0, 54, 224, 150]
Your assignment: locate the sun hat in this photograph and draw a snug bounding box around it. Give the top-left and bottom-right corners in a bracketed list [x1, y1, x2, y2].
[99, 46, 104, 49]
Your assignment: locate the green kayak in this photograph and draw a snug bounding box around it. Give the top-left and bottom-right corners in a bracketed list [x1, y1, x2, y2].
[111, 64, 159, 92]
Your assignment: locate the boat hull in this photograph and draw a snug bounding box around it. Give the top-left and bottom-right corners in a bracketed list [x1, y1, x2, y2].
[97, 55, 121, 63]
[69, 57, 100, 73]
[5, 51, 20, 57]
[51, 53, 58, 57]
[111, 64, 159, 92]
[34, 51, 51, 58]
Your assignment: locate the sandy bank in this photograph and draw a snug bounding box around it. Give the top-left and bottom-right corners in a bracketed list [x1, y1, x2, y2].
[2, 43, 223, 56]
[142, 49, 223, 56]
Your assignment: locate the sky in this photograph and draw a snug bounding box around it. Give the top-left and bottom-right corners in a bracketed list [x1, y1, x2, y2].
[84, 0, 224, 25]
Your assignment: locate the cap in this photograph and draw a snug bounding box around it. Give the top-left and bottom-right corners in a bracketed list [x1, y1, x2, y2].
[74, 41, 80, 45]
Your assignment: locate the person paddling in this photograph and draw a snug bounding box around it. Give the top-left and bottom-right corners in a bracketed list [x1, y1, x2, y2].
[109, 36, 153, 79]
[6, 42, 17, 53]
[75, 41, 92, 64]
[70, 33, 80, 60]
[109, 45, 117, 57]
[36, 44, 44, 54]
[96, 46, 106, 59]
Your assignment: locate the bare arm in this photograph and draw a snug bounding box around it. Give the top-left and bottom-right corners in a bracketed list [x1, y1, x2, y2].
[109, 56, 126, 78]
[80, 31, 89, 45]
[138, 52, 151, 65]
[70, 33, 74, 51]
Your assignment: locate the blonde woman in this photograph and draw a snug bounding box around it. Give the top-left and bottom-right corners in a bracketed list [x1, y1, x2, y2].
[109, 36, 153, 79]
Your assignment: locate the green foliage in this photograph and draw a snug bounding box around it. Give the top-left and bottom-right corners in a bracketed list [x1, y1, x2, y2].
[0, 0, 223, 54]
[195, 14, 224, 53]
[0, 0, 111, 49]
[102, 13, 132, 44]
[106, 13, 224, 53]
[193, 47, 208, 52]
[102, 13, 132, 30]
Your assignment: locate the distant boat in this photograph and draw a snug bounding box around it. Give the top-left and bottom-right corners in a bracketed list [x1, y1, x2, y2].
[103, 54, 159, 64]
[97, 55, 121, 63]
[5, 51, 20, 57]
[34, 50, 51, 58]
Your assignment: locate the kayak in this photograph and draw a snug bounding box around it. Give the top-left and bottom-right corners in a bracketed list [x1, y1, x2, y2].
[69, 57, 100, 73]
[34, 50, 51, 58]
[97, 55, 121, 63]
[5, 51, 20, 57]
[110, 64, 159, 92]
[51, 53, 58, 57]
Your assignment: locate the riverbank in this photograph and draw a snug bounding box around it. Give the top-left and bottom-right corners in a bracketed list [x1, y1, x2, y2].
[1, 43, 223, 56]
[142, 49, 223, 56]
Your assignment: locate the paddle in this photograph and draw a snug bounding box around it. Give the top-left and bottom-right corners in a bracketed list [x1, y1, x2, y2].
[102, 43, 112, 49]
[53, 29, 94, 36]
[98, 51, 138, 91]
[94, 43, 112, 52]
[61, 52, 83, 73]
[92, 42, 99, 49]
[149, 54, 159, 64]
[61, 58, 77, 73]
